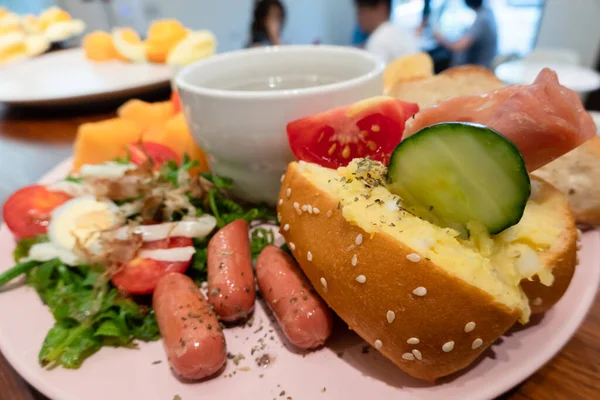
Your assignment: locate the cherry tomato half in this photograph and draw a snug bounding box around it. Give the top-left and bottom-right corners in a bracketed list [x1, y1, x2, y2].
[111, 236, 193, 295]
[287, 96, 419, 168]
[2, 185, 72, 240]
[127, 142, 180, 170]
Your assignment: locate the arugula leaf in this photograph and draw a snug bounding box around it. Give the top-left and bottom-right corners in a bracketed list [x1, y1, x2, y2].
[159, 153, 199, 187]
[28, 261, 159, 369]
[250, 228, 275, 258]
[65, 175, 83, 183]
[113, 150, 131, 165]
[201, 173, 233, 190]
[13, 235, 48, 262]
[187, 237, 209, 284]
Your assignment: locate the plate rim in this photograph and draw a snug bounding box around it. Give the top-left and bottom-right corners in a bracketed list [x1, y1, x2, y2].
[0, 158, 598, 400]
[0, 48, 171, 106]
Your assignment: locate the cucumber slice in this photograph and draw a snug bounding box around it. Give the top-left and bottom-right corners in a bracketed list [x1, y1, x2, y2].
[386, 122, 530, 236]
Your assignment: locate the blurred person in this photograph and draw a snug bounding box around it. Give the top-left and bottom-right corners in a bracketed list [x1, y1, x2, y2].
[249, 0, 286, 47]
[434, 0, 497, 69]
[355, 0, 418, 64]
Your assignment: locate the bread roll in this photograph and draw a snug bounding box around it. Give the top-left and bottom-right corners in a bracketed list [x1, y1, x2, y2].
[277, 160, 577, 381]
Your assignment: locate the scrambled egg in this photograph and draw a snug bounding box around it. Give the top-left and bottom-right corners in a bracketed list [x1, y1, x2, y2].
[301, 159, 564, 322]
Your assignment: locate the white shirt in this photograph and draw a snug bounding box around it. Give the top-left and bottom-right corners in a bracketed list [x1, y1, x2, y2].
[365, 21, 419, 64]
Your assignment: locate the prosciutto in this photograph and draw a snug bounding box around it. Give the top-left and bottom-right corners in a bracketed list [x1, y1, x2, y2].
[404, 68, 597, 172]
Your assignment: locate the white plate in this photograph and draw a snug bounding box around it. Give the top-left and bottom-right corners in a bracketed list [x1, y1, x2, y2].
[495, 61, 600, 93]
[0, 159, 598, 400]
[0, 49, 171, 106]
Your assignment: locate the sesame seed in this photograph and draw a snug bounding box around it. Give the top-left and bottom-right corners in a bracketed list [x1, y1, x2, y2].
[355, 275, 366, 284]
[293, 202, 300, 209]
[412, 287, 427, 296]
[307, 205, 313, 214]
[406, 253, 421, 262]
[277, 213, 281, 222]
[278, 199, 283, 206]
[374, 340, 382, 349]
[472, 338, 483, 349]
[442, 341, 455, 352]
[351, 254, 358, 266]
[326, 209, 333, 218]
[281, 174, 285, 182]
[296, 208, 302, 216]
[301, 205, 308, 212]
[320, 277, 327, 289]
[286, 188, 291, 198]
[407, 337, 420, 345]
[355, 234, 363, 245]
[464, 322, 476, 333]
[386, 310, 395, 324]
[283, 224, 290, 232]
[402, 353, 415, 360]
[532, 297, 543, 306]
[289, 242, 296, 251]
[313, 207, 320, 215]
[307, 251, 313, 262]
[412, 349, 422, 360]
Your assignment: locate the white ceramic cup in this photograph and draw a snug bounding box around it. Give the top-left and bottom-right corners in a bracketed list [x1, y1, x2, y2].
[176, 45, 384, 205]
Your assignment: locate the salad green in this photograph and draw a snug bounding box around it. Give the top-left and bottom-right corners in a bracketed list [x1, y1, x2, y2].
[0, 155, 277, 369]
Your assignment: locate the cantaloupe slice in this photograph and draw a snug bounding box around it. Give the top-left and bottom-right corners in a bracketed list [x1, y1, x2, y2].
[117, 99, 175, 129]
[144, 113, 209, 173]
[83, 31, 121, 61]
[73, 118, 143, 170]
[145, 19, 187, 63]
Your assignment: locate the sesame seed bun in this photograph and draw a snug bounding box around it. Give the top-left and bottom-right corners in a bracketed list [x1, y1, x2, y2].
[277, 161, 577, 381]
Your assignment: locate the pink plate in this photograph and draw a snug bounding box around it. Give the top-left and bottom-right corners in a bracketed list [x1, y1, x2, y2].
[0, 159, 599, 400]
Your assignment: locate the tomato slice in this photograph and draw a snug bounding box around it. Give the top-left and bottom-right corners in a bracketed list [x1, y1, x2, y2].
[2, 185, 72, 240]
[127, 142, 180, 170]
[171, 90, 181, 113]
[287, 96, 419, 168]
[111, 236, 193, 295]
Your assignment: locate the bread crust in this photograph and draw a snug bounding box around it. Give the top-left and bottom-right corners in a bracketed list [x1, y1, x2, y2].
[277, 162, 521, 381]
[521, 177, 578, 314]
[533, 136, 600, 226]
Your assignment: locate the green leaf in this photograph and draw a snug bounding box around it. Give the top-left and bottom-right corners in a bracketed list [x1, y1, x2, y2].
[250, 228, 275, 259]
[113, 150, 131, 165]
[58, 327, 102, 369]
[13, 235, 48, 262]
[65, 175, 83, 183]
[94, 320, 122, 337]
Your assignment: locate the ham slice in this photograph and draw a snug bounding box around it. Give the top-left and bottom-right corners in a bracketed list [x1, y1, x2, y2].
[404, 68, 597, 172]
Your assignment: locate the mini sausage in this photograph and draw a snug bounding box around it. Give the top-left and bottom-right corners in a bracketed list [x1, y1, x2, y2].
[256, 245, 333, 349]
[153, 272, 226, 380]
[207, 219, 256, 322]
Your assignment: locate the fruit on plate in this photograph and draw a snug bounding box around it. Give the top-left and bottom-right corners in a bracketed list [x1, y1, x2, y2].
[404, 68, 596, 172]
[287, 96, 419, 169]
[117, 99, 175, 128]
[112, 27, 146, 63]
[73, 118, 143, 170]
[145, 19, 188, 63]
[83, 30, 125, 62]
[73, 98, 209, 174]
[145, 113, 209, 173]
[277, 159, 577, 381]
[387, 122, 530, 236]
[166, 30, 216, 66]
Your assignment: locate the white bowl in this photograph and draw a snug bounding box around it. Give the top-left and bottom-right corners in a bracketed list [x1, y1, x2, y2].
[176, 45, 384, 205]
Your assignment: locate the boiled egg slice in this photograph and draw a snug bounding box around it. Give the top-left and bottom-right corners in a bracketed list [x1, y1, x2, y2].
[112, 27, 146, 63]
[166, 30, 216, 66]
[43, 19, 85, 42]
[48, 195, 120, 251]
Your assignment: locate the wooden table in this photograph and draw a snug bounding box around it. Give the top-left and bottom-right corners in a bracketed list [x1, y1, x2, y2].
[1, 104, 599, 400]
